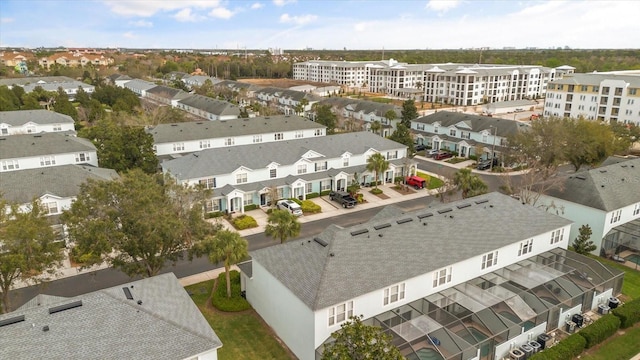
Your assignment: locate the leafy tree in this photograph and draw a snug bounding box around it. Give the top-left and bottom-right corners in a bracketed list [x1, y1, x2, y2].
[565, 119, 617, 171]
[0, 200, 63, 313]
[171, 79, 190, 92]
[91, 85, 140, 114]
[321, 315, 403, 360]
[366, 152, 390, 189]
[191, 230, 248, 298]
[61, 169, 215, 278]
[315, 104, 337, 134]
[79, 119, 158, 174]
[21, 93, 43, 110]
[53, 88, 78, 121]
[572, 224, 596, 255]
[265, 209, 301, 244]
[400, 99, 418, 127]
[370, 120, 382, 136]
[74, 86, 91, 107]
[453, 168, 488, 199]
[0, 85, 21, 111]
[388, 123, 415, 155]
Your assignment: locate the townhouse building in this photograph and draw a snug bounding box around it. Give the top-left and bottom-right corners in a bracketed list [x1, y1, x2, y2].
[0, 132, 98, 172]
[543, 71, 640, 125]
[254, 87, 322, 116]
[148, 115, 326, 157]
[0, 110, 75, 136]
[38, 52, 114, 69]
[410, 112, 528, 160]
[162, 131, 412, 214]
[534, 157, 640, 257]
[175, 94, 240, 121]
[145, 85, 190, 106]
[121, 78, 157, 97]
[238, 192, 623, 360]
[318, 97, 402, 136]
[0, 76, 94, 101]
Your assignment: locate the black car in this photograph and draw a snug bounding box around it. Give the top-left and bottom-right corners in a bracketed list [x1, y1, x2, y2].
[414, 144, 427, 151]
[477, 158, 498, 170]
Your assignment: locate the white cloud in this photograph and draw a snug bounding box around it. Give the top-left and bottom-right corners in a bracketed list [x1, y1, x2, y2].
[273, 0, 296, 7]
[123, 31, 136, 39]
[280, 13, 317, 25]
[1, 17, 14, 23]
[251, 3, 264, 9]
[104, 0, 221, 17]
[210, 7, 234, 19]
[174, 8, 206, 22]
[129, 19, 153, 27]
[425, 0, 461, 12]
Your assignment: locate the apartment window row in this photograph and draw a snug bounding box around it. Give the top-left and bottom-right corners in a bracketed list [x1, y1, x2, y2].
[383, 283, 406, 306]
[343, 157, 349, 167]
[198, 177, 216, 189]
[433, 267, 452, 288]
[328, 301, 353, 326]
[173, 143, 184, 152]
[1, 160, 19, 171]
[40, 156, 56, 167]
[551, 228, 564, 244]
[199, 140, 211, 149]
[314, 129, 323, 136]
[610, 209, 622, 224]
[481, 251, 498, 270]
[518, 239, 533, 256]
[295, 131, 304, 139]
[274, 133, 284, 140]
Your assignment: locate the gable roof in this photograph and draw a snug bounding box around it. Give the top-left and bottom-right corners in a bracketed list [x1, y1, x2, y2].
[0, 132, 96, 159]
[0, 165, 119, 204]
[123, 78, 157, 91]
[148, 115, 325, 143]
[249, 192, 572, 310]
[413, 112, 529, 137]
[0, 76, 76, 87]
[162, 131, 405, 180]
[0, 110, 75, 126]
[319, 97, 401, 118]
[539, 157, 640, 211]
[177, 94, 241, 117]
[146, 85, 190, 100]
[0, 273, 221, 360]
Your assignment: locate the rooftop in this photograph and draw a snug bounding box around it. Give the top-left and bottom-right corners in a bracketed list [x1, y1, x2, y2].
[0, 132, 96, 159]
[0, 110, 75, 126]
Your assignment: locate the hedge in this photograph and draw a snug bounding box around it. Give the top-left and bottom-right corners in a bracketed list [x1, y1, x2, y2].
[529, 333, 586, 360]
[612, 297, 640, 328]
[578, 313, 621, 348]
[243, 204, 259, 211]
[205, 211, 224, 219]
[320, 190, 332, 196]
[232, 215, 258, 230]
[370, 188, 383, 195]
[301, 200, 321, 214]
[289, 198, 302, 205]
[211, 270, 251, 312]
[306, 192, 320, 199]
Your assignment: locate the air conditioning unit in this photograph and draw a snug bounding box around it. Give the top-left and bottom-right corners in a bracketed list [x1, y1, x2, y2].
[608, 297, 620, 309]
[520, 344, 534, 358]
[572, 314, 584, 328]
[537, 333, 551, 349]
[509, 348, 525, 360]
[598, 304, 610, 315]
[528, 340, 541, 353]
[565, 320, 576, 333]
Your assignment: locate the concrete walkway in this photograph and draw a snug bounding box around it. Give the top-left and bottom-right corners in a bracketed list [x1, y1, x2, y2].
[413, 154, 530, 176]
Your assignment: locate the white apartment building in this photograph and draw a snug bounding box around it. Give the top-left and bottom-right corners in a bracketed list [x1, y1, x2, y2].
[544, 71, 640, 125]
[0, 110, 75, 136]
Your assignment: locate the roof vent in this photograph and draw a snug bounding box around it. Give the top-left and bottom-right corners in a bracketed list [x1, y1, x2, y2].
[396, 218, 413, 224]
[599, 170, 607, 173]
[438, 208, 452, 214]
[42, 325, 50, 332]
[123, 287, 133, 300]
[350, 229, 369, 236]
[313, 237, 328, 247]
[456, 203, 471, 209]
[378, 233, 383, 237]
[171, 124, 178, 127]
[48, 300, 83, 314]
[0, 315, 25, 327]
[329, 253, 335, 257]
[374, 223, 391, 230]
[575, 175, 587, 180]
[137, 300, 143, 305]
[417, 213, 433, 220]
[621, 165, 627, 168]
[475, 199, 489, 204]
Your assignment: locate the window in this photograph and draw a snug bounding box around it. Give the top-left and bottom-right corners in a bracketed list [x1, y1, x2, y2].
[274, 133, 284, 140]
[343, 157, 349, 167]
[1, 128, 7, 135]
[205, 199, 221, 212]
[432, 267, 452, 288]
[53, 124, 62, 131]
[630, 88, 638, 95]
[314, 128, 323, 136]
[551, 228, 565, 244]
[236, 173, 247, 184]
[321, 181, 331, 191]
[75, 153, 90, 163]
[434, 125, 439, 133]
[386, 151, 398, 160]
[270, 168, 277, 178]
[199, 140, 211, 149]
[449, 129, 456, 136]
[40, 156, 56, 167]
[295, 131, 304, 138]
[42, 201, 59, 215]
[383, 283, 406, 306]
[315, 161, 327, 171]
[610, 209, 622, 224]
[481, 251, 498, 270]
[173, 143, 184, 152]
[225, 138, 234, 146]
[518, 239, 533, 256]
[1, 160, 19, 171]
[198, 178, 216, 189]
[297, 164, 307, 174]
[306, 183, 313, 194]
[253, 135, 262, 143]
[243, 193, 253, 206]
[634, 204, 640, 216]
[593, 86, 599, 92]
[26, 125, 36, 133]
[328, 301, 353, 326]
[417, 124, 425, 131]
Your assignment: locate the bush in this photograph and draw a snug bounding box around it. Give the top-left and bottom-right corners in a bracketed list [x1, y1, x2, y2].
[320, 190, 332, 196]
[370, 188, 383, 195]
[578, 313, 620, 348]
[232, 215, 258, 230]
[306, 192, 319, 199]
[394, 176, 404, 184]
[613, 297, 640, 328]
[205, 211, 224, 219]
[290, 198, 302, 205]
[243, 204, 258, 211]
[300, 200, 321, 214]
[468, 154, 478, 161]
[529, 333, 585, 360]
[211, 270, 251, 312]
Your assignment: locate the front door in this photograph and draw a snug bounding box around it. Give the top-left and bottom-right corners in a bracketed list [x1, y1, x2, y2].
[260, 193, 267, 206]
[336, 179, 346, 191]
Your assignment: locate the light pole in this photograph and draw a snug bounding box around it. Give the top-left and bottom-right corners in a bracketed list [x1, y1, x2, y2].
[489, 125, 497, 172]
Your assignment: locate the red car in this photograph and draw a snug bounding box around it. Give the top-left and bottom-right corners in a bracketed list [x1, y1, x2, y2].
[433, 152, 453, 160]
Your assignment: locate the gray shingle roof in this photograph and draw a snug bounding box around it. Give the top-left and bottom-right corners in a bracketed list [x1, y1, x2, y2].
[319, 97, 402, 118]
[0, 132, 96, 159]
[0, 110, 75, 126]
[255, 87, 323, 102]
[413, 112, 529, 138]
[162, 131, 406, 180]
[0, 273, 222, 360]
[177, 94, 240, 117]
[147, 85, 190, 100]
[539, 157, 640, 211]
[0, 76, 75, 87]
[0, 165, 119, 203]
[248, 192, 572, 310]
[123, 79, 157, 91]
[148, 115, 325, 143]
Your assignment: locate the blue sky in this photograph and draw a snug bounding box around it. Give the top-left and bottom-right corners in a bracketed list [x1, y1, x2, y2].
[1, 0, 639, 50]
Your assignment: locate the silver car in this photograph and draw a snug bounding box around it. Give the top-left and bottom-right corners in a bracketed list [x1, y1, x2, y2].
[276, 199, 303, 216]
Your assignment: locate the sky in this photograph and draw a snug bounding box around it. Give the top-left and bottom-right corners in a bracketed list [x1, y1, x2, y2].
[1, 0, 639, 50]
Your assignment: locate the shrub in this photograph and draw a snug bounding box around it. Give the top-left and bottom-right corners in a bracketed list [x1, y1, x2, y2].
[370, 188, 383, 195]
[578, 313, 620, 348]
[529, 333, 586, 360]
[301, 200, 321, 214]
[394, 176, 404, 184]
[290, 198, 303, 205]
[232, 214, 258, 230]
[243, 204, 258, 211]
[613, 297, 640, 328]
[468, 154, 478, 161]
[205, 211, 224, 219]
[306, 192, 319, 199]
[211, 270, 251, 312]
[320, 190, 332, 196]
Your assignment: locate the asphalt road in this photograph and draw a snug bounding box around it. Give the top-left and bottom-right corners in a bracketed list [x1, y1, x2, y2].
[8, 196, 436, 311]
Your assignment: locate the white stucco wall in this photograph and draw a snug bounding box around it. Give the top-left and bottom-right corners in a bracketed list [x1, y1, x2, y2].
[1, 151, 98, 172]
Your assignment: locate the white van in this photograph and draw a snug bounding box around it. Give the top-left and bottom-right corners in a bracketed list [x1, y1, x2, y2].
[276, 199, 303, 216]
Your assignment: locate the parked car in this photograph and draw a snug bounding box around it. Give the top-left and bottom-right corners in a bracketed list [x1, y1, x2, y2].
[433, 151, 453, 160]
[405, 175, 426, 189]
[611, 254, 626, 263]
[329, 190, 357, 208]
[477, 158, 498, 170]
[276, 199, 303, 216]
[427, 149, 439, 157]
[414, 144, 427, 152]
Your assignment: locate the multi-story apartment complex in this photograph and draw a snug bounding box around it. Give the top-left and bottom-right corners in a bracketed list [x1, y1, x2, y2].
[293, 59, 573, 104]
[543, 71, 640, 125]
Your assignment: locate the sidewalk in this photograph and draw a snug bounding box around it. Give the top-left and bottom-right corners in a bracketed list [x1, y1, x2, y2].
[414, 154, 530, 176]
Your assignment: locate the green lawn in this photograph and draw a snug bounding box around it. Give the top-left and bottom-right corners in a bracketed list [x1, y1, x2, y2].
[591, 256, 640, 300]
[416, 171, 445, 190]
[185, 280, 293, 360]
[580, 324, 640, 360]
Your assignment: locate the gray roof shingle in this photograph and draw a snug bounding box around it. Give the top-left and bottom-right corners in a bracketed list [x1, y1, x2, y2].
[249, 192, 572, 310]
[413, 112, 529, 138]
[0, 110, 75, 126]
[0, 132, 96, 159]
[177, 94, 240, 117]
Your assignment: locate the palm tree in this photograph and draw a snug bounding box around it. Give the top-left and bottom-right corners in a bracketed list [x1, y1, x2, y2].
[370, 120, 382, 136]
[384, 109, 397, 126]
[366, 152, 390, 189]
[265, 209, 301, 244]
[193, 230, 248, 298]
[453, 168, 488, 199]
